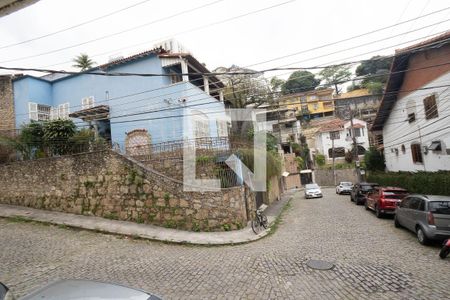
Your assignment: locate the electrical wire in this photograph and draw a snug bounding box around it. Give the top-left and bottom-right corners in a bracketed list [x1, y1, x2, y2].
[0, 0, 153, 50]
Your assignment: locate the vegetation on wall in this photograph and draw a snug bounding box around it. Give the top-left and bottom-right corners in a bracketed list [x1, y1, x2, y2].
[315, 154, 325, 167]
[367, 171, 450, 196]
[0, 119, 105, 160]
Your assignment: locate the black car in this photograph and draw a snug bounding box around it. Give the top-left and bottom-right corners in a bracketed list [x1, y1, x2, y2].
[350, 182, 379, 205]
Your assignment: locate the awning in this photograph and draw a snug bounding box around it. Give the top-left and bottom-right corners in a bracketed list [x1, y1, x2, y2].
[69, 105, 110, 121]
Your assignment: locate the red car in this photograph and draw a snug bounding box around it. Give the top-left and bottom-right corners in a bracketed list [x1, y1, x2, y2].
[365, 187, 409, 218]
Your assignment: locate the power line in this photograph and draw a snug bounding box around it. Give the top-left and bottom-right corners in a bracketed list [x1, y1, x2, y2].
[3, 17, 449, 77]
[0, 0, 294, 64]
[245, 6, 450, 68]
[10, 42, 450, 124]
[9, 25, 450, 122]
[38, 5, 450, 70]
[0, 0, 153, 50]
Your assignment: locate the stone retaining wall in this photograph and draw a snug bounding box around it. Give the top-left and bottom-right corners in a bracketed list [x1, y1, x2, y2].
[0, 150, 254, 231]
[314, 168, 358, 186]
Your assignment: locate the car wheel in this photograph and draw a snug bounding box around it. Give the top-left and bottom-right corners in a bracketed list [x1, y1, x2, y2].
[416, 227, 430, 245]
[375, 206, 383, 218]
[394, 215, 401, 228]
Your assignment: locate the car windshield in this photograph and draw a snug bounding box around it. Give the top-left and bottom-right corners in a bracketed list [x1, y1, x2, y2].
[429, 201, 450, 215]
[383, 191, 408, 199]
[341, 182, 352, 186]
[361, 185, 374, 191]
[306, 184, 319, 189]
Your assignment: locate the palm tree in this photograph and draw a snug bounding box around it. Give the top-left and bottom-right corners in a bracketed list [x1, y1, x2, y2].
[72, 53, 95, 71]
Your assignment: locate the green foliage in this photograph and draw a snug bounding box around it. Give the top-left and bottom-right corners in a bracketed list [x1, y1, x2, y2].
[163, 193, 170, 201]
[270, 76, 285, 93]
[345, 150, 353, 163]
[196, 155, 215, 163]
[247, 129, 278, 152]
[315, 154, 325, 166]
[73, 53, 96, 71]
[319, 65, 352, 94]
[43, 119, 77, 155]
[367, 171, 450, 196]
[237, 148, 282, 179]
[356, 55, 393, 93]
[282, 71, 320, 94]
[364, 147, 385, 171]
[103, 212, 119, 220]
[294, 156, 305, 170]
[222, 224, 231, 231]
[365, 81, 384, 95]
[355, 55, 393, 83]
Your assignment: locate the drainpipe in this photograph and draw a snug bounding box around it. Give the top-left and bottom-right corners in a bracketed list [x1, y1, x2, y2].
[203, 76, 210, 95]
[180, 56, 189, 82]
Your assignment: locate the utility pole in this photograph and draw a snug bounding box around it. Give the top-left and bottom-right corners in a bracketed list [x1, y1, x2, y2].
[331, 135, 336, 185]
[349, 109, 362, 182]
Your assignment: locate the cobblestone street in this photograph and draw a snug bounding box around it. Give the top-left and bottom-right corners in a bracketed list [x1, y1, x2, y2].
[1, 188, 449, 299]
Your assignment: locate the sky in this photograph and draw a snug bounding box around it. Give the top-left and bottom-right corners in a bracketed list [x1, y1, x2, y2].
[0, 0, 448, 80]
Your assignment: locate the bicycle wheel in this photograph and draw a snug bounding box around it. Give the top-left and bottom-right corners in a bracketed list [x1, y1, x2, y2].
[261, 213, 268, 229]
[251, 217, 262, 234]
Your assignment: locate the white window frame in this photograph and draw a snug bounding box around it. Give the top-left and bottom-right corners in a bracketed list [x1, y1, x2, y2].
[81, 96, 95, 109]
[58, 102, 70, 119]
[28, 102, 38, 121]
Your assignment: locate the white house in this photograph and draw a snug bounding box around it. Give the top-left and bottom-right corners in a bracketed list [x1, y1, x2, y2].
[371, 32, 450, 172]
[315, 118, 370, 161]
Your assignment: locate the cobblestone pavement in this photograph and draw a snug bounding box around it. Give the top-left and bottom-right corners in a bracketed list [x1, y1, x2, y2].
[1, 188, 449, 299]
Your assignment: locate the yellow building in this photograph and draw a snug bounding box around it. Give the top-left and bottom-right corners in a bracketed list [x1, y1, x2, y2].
[280, 88, 334, 119]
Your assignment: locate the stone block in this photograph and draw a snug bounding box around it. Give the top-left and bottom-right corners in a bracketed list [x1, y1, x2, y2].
[179, 199, 189, 208]
[169, 198, 179, 207]
[119, 186, 129, 194]
[136, 200, 144, 207]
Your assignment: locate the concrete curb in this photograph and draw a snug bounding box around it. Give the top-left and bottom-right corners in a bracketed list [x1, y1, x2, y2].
[0, 193, 293, 246]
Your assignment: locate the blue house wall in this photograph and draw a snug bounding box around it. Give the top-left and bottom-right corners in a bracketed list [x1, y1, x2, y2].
[12, 53, 226, 149]
[13, 77, 52, 128]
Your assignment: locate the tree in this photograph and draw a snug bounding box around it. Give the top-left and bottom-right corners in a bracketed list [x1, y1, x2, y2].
[281, 71, 320, 94]
[270, 76, 285, 93]
[319, 65, 352, 94]
[73, 53, 95, 71]
[364, 147, 385, 171]
[355, 55, 393, 94]
[214, 65, 271, 108]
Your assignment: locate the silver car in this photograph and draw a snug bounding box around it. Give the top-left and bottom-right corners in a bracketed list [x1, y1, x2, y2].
[336, 182, 353, 195]
[395, 195, 450, 245]
[305, 183, 323, 199]
[1, 279, 162, 300]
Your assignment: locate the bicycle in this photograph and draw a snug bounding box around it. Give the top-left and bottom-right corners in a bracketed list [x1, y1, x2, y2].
[251, 204, 268, 234]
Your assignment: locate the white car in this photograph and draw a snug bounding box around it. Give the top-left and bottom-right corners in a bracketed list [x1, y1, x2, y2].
[305, 183, 323, 199]
[336, 182, 353, 195]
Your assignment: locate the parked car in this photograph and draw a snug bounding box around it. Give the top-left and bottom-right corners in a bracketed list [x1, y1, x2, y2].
[336, 182, 353, 195]
[305, 183, 323, 199]
[0, 279, 162, 300]
[365, 187, 409, 218]
[395, 195, 450, 245]
[350, 182, 379, 205]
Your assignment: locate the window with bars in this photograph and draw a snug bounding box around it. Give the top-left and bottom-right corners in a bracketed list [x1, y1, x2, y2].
[411, 143, 423, 164]
[28, 102, 51, 121]
[423, 94, 438, 119]
[58, 103, 70, 119]
[330, 131, 340, 140]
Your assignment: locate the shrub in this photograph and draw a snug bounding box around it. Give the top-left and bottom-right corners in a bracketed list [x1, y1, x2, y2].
[367, 171, 450, 196]
[315, 154, 325, 166]
[364, 147, 385, 171]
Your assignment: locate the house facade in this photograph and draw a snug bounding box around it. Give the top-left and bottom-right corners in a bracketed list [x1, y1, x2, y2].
[8, 47, 227, 154]
[371, 32, 450, 172]
[255, 107, 301, 150]
[315, 118, 369, 161]
[280, 88, 334, 119]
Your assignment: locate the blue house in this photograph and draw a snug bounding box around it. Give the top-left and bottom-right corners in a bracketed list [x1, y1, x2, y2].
[11, 47, 228, 154]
